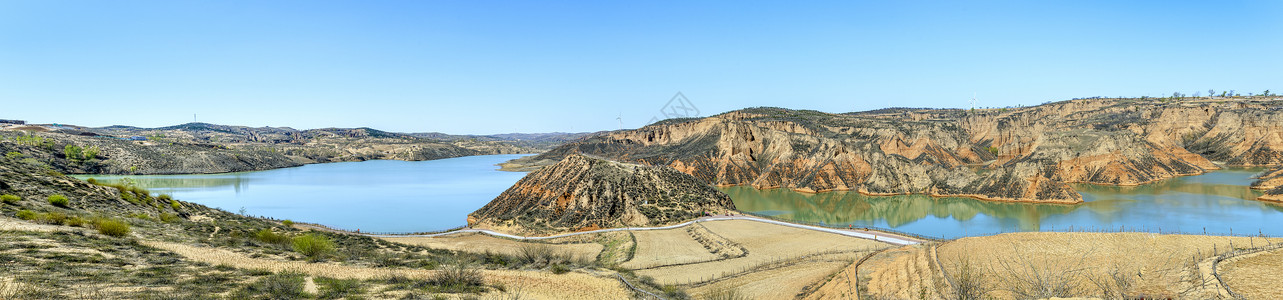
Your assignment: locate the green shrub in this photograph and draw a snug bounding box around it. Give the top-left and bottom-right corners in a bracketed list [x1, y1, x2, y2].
[15, 210, 37, 220]
[4, 151, 22, 159]
[96, 219, 131, 237]
[292, 234, 335, 260]
[65, 216, 85, 227]
[281, 219, 294, 227]
[1, 194, 19, 204]
[129, 213, 153, 221]
[170, 200, 181, 210]
[255, 229, 291, 245]
[85, 177, 98, 185]
[47, 195, 69, 207]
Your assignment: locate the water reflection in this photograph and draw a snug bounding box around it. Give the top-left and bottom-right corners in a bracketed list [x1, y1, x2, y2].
[73, 154, 533, 233]
[722, 168, 1283, 238]
[73, 174, 254, 195]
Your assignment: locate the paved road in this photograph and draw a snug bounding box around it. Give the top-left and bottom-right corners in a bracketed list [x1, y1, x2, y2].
[311, 215, 923, 246]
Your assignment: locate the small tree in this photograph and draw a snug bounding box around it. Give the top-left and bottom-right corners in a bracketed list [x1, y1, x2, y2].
[1193, 91, 1201, 97]
[1266, 90, 1272, 97]
[1209, 89, 1215, 97]
[82, 146, 99, 160]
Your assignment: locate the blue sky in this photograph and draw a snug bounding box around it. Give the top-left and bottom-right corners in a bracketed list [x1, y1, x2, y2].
[2, 1, 1280, 134]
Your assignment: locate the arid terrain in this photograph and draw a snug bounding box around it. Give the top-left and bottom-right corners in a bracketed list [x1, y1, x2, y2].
[0, 122, 585, 175]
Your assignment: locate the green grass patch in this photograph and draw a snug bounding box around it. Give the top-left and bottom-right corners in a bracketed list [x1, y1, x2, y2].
[48, 194, 69, 207]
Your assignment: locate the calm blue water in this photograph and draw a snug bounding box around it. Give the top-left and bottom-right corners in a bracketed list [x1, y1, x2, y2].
[75, 154, 531, 233]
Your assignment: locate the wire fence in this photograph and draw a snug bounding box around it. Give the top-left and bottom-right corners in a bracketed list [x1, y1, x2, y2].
[738, 211, 1280, 241]
[293, 221, 466, 236]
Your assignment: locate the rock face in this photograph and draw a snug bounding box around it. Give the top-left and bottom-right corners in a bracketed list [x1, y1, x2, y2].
[514, 98, 1283, 204]
[469, 154, 735, 235]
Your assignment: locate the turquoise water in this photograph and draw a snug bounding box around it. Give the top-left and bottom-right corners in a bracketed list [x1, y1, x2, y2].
[75, 154, 531, 233]
[721, 168, 1283, 238]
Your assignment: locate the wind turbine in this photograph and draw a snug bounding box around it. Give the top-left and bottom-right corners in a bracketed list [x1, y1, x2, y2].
[970, 93, 977, 110]
[616, 113, 623, 130]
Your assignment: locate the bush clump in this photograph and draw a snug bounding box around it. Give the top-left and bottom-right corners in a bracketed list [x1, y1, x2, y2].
[281, 219, 294, 227]
[292, 234, 335, 260]
[47, 195, 69, 207]
[427, 261, 486, 293]
[96, 219, 131, 238]
[255, 229, 291, 245]
[15, 210, 37, 220]
[1, 194, 20, 204]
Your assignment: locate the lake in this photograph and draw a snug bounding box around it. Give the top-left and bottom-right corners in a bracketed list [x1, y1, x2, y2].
[722, 168, 1283, 238]
[75, 154, 532, 233]
[77, 157, 1283, 239]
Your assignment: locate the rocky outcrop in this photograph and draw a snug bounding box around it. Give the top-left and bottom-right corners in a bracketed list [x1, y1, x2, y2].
[516, 98, 1283, 204]
[469, 154, 736, 235]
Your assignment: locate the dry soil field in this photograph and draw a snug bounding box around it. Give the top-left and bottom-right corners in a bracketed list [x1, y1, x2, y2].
[1220, 246, 1283, 299]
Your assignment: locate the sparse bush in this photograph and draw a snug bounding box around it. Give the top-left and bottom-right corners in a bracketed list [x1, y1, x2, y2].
[234, 272, 308, 299]
[551, 263, 569, 274]
[159, 212, 180, 223]
[41, 212, 67, 225]
[170, 200, 181, 210]
[427, 260, 486, 293]
[65, 216, 85, 227]
[292, 233, 335, 260]
[85, 178, 98, 185]
[1, 194, 20, 204]
[96, 219, 131, 237]
[315, 277, 365, 299]
[281, 219, 294, 227]
[661, 285, 689, 300]
[48, 194, 69, 207]
[517, 243, 572, 266]
[15, 210, 37, 220]
[255, 229, 291, 245]
[702, 287, 749, 300]
[949, 259, 991, 300]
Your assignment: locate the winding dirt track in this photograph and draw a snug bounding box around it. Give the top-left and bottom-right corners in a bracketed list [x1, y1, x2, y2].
[299, 215, 925, 246]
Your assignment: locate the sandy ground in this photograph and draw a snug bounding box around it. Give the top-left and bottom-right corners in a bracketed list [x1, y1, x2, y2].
[381, 232, 604, 260]
[1220, 246, 1283, 299]
[635, 220, 891, 286]
[619, 228, 722, 269]
[145, 241, 632, 300]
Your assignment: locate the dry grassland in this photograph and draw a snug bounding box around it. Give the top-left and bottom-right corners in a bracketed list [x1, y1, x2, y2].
[619, 228, 723, 269]
[146, 241, 632, 300]
[381, 232, 603, 260]
[689, 253, 862, 300]
[1221, 247, 1283, 299]
[635, 220, 890, 286]
[935, 232, 1282, 300]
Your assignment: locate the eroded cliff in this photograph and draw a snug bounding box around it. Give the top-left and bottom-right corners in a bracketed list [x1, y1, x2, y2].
[468, 154, 735, 235]
[515, 97, 1283, 204]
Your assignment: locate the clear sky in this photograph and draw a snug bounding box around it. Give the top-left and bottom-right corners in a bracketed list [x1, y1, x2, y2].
[2, 1, 1280, 134]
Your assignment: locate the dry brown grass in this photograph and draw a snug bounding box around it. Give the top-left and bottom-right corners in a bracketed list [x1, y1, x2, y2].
[689, 253, 860, 300]
[1220, 247, 1283, 299]
[145, 241, 632, 300]
[619, 228, 723, 269]
[936, 232, 1282, 300]
[635, 220, 890, 286]
[381, 232, 603, 259]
